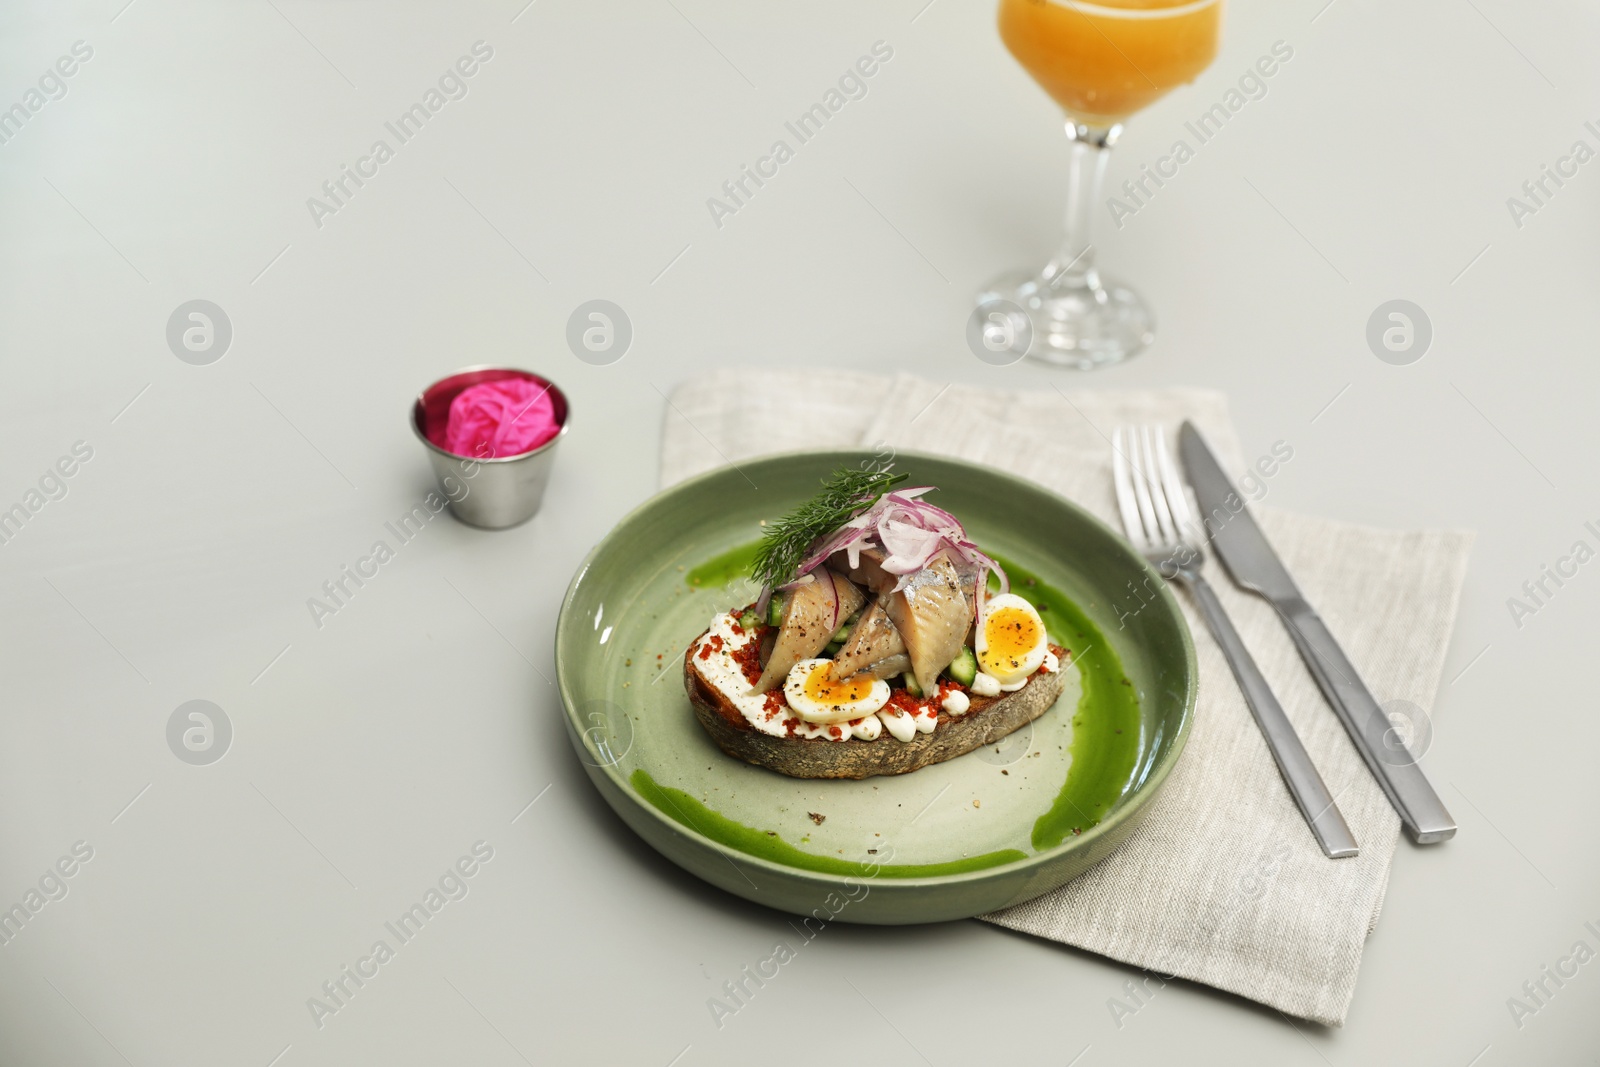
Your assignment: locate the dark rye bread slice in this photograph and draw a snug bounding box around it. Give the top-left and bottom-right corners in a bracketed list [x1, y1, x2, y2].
[683, 634, 1068, 780]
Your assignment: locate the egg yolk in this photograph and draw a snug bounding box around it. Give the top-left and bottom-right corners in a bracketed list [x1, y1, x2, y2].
[983, 607, 1041, 673]
[803, 664, 877, 705]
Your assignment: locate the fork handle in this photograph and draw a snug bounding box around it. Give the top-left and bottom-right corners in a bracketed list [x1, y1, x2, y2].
[1181, 572, 1360, 859]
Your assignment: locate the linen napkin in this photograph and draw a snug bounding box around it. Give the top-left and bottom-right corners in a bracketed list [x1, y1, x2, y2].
[660, 369, 1472, 1026]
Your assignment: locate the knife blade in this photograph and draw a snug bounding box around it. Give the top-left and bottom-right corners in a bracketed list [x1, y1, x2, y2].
[1178, 421, 1456, 844]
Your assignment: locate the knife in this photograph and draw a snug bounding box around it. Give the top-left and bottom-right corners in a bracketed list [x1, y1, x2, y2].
[1178, 422, 1456, 844]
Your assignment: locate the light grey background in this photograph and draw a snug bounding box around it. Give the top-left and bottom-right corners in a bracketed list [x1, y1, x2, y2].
[1, 0, 1596, 1064]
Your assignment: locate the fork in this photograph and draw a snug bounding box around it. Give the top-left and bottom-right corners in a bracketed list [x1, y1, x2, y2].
[1112, 425, 1359, 860]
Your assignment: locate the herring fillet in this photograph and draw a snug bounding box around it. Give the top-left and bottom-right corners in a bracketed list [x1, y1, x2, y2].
[826, 545, 895, 595]
[754, 571, 865, 692]
[860, 652, 911, 680]
[830, 595, 906, 680]
[883, 555, 969, 697]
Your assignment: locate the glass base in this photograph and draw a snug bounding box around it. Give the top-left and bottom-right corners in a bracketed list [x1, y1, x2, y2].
[978, 269, 1155, 369]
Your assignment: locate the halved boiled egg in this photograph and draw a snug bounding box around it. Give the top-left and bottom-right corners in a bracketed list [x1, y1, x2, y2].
[976, 593, 1048, 686]
[783, 659, 891, 724]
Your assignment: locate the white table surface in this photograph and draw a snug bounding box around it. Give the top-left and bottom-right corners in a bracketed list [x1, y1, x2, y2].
[3, 0, 1597, 1063]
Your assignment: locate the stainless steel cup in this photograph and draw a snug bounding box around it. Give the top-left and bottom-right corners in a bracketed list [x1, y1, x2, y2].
[411, 366, 569, 529]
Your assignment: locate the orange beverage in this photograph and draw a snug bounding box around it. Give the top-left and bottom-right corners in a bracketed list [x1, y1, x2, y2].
[998, 0, 1222, 126]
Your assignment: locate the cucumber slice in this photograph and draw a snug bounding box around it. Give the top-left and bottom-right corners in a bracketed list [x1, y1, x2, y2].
[945, 646, 977, 687]
[824, 641, 844, 657]
[767, 593, 786, 627]
[902, 672, 923, 698]
[829, 610, 860, 644]
[737, 609, 763, 631]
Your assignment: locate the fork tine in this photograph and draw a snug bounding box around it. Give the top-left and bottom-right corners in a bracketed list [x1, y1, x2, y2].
[1154, 429, 1196, 541]
[1111, 426, 1147, 549]
[1125, 426, 1161, 547]
[1140, 426, 1179, 547]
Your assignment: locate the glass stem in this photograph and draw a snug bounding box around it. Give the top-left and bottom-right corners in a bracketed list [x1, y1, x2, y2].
[1042, 122, 1120, 297]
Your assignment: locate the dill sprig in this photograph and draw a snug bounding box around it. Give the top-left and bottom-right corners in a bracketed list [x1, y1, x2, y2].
[752, 465, 906, 591]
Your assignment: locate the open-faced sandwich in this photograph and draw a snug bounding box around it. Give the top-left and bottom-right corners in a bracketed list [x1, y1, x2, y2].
[684, 466, 1067, 779]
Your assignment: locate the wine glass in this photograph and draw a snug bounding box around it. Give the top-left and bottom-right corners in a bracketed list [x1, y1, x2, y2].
[982, 0, 1223, 368]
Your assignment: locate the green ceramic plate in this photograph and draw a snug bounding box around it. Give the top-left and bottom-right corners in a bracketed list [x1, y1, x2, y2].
[556, 450, 1195, 924]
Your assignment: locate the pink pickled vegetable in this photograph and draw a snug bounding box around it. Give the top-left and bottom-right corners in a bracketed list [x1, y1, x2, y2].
[444, 378, 559, 459]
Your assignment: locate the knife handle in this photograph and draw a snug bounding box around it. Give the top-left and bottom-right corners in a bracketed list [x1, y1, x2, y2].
[1185, 574, 1359, 859]
[1280, 605, 1456, 844]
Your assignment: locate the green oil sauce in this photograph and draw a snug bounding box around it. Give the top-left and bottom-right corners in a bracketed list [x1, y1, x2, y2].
[662, 541, 1142, 863]
[684, 541, 763, 589]
[990, 554, 1142, 851]
[632, 769, 1026, 878]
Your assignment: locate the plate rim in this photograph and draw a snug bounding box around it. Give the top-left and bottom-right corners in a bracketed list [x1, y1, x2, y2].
[555, 447, 1197, 889]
